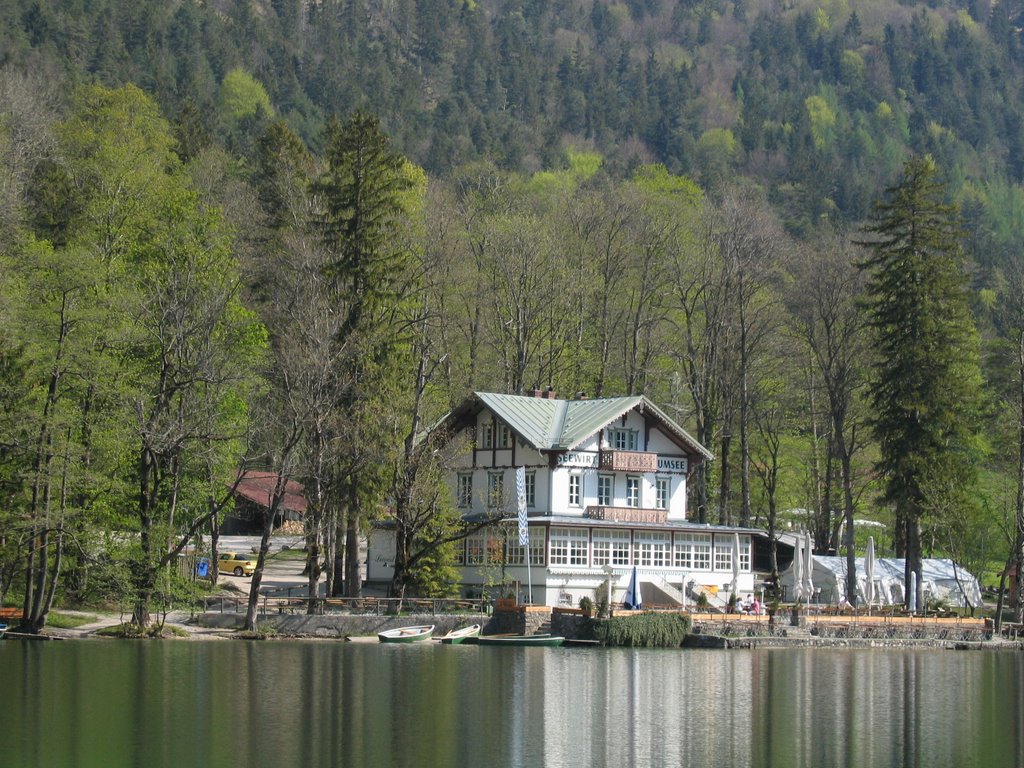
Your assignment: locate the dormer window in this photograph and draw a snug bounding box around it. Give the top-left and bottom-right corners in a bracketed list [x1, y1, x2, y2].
[609, 428, 638, 451]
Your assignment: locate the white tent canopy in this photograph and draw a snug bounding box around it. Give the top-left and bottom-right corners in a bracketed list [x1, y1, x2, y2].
[779, 555, 982, 609]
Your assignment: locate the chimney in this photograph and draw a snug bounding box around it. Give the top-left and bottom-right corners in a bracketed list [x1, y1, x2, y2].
[545, 386, 557, 400]
[531, 388, 544, 398]
[576, 391, 587, 400]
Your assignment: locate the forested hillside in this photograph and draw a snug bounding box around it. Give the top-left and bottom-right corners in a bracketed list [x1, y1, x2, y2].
[1, 0, 1023, 626]
[3, 0, 1024, 245]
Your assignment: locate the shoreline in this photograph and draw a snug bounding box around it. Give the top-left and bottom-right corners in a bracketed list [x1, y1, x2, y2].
[12, 599, 1021, 651]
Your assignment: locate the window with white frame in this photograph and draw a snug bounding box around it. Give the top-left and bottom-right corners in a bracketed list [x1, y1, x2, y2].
[488, 471, 504, 508]
[480, 422, 494, 449]
[610, 530, 631, 565]
[626, 476, 640, 508]
[634, 531, 670, 567]
[609, 428, 638, 450]
[592, 529, 622, 566]
[506, 526, 545, 565]
[486, 534, 504, 564]
[674, 533, 711, 570]
[529, 533, 545, 566]
[655, 477, 670, 510]
[568, 474, 582, 507]
[465, 531, 487, 565]
[525, 470, 536, 508]
[457, 473, 473, 508]
[597, 474, 613, 506]
[739, 536, 751, 571]
[497, 423, 511, 448]
[714, 539, 734, 571]
[550, 527, 588, 566]
[590, 528, 632, 566]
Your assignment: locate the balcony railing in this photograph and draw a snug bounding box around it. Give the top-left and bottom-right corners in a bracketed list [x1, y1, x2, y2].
[584, 505, 668, 524]
[599, 450, 658, 472]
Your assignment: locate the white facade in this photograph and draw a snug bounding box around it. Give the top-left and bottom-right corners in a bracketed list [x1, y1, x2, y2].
[452, 406, 692, 522]
[368, 392, 761, 608]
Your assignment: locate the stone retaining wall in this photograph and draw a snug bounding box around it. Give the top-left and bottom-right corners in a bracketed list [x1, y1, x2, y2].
[197, 612, 494, 638]
[196, 608, 1006, 649]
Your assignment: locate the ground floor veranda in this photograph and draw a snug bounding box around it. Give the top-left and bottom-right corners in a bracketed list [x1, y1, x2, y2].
[368, 518, 772, 610]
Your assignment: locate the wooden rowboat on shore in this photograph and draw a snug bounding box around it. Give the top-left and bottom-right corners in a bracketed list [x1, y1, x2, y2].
[378, 625, 435, 643]
[439, 624, 481, 644]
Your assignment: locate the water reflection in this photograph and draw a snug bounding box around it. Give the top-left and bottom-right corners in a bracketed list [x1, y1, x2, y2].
[1, 641, 1021, 768]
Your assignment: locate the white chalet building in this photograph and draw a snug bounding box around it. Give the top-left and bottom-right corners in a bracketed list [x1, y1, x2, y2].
[367, 390, 761, 608]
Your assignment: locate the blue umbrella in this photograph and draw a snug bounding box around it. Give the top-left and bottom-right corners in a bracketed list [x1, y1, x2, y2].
[623, 566, 642, 610]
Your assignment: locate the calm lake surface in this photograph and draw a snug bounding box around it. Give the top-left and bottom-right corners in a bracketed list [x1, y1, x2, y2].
[1, 640, 1021, 768]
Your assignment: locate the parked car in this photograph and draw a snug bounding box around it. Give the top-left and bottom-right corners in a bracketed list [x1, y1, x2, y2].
[218, 552, 257, 577]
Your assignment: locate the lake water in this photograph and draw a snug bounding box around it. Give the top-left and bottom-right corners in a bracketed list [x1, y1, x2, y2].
[1, 640, 1021, 768]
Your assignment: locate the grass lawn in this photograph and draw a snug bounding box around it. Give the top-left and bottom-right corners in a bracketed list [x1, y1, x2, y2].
[47, 612, 100, 629]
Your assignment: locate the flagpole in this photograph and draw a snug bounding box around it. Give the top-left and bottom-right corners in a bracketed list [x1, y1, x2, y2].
[516, 467, 532, 604]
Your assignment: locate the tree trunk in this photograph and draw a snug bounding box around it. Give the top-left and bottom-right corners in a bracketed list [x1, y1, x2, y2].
[345, 504, 361, 597]
[244, 510, 276, 632]
[331, 509, 346, 597]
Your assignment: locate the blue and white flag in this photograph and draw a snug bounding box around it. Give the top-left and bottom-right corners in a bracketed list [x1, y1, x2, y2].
[516, 467, 529, 546]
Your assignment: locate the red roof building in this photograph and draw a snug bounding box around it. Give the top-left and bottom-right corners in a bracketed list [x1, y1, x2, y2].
[222, 470, 307, 535]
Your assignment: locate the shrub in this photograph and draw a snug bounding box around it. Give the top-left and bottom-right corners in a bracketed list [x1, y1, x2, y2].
[591, 612, 692, 648]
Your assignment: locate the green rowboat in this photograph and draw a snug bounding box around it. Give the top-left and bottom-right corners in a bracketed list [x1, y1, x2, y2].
[378, 625, 435, 643]
[477, 634, 565, 647]
[440, 624, 481, 644]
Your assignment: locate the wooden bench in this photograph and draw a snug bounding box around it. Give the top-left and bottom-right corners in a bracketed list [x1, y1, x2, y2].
[0, 607, 23, 621]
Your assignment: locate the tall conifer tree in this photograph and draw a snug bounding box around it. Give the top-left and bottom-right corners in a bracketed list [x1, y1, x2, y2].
[859, 155, 982, 610]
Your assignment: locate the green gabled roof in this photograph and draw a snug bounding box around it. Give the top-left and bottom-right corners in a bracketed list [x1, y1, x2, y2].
[475, 392, 563, 449]
[556, 395, 643, 450]
[470, 392, 713, 460]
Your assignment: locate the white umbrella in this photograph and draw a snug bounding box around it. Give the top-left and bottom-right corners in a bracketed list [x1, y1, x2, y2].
[803, 531, 815, 604]
[792, 536, 804, 603]
[624, 566, 642, 610]
[731, 533, 741, 597]
[909, 571, 917, 613]
[864, 536, 876, 610]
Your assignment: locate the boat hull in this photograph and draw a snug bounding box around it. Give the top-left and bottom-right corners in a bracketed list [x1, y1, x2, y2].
[440, 624, 481, 644]
[378, 625, 435, 643]
[477, 634, 565, 647]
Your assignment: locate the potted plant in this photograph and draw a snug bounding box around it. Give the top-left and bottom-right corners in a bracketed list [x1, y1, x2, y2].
[579, 596, 594, 618]
[695, 592, 709, 612]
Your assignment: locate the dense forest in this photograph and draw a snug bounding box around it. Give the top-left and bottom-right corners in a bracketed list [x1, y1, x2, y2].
[0, 0, 1023, 629]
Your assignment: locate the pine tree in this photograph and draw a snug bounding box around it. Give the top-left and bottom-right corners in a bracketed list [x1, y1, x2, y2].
[859, 155, 982, 611]
[315, 111, 419, 597]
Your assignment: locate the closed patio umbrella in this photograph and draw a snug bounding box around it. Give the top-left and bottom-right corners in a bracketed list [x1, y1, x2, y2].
[623, 566, 642, 610]
[803, 531, 815, 604]
[732, 533, 741, 597]
[792, 536, 804, 603]
[865, 536, 876, 610]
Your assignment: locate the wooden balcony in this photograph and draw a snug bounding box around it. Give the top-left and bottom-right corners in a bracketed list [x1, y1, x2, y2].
[599, 450, 658, 472]
[584, 505, 668, 524]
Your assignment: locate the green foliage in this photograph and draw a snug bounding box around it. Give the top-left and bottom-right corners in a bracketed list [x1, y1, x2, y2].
[219, 68, 274, 123]
[591, 612, 692, 647]
[860, 155, 983, 562]
[318, 110, 416, 339]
